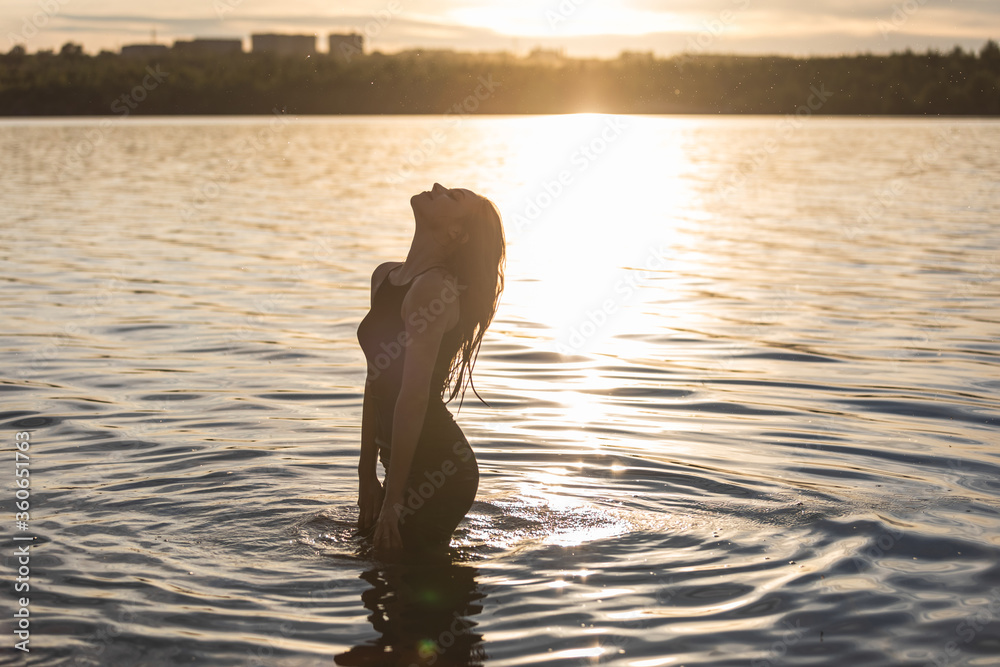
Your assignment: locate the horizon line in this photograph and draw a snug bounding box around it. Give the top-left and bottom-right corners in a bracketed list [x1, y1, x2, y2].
[10, 38, 1000, 61]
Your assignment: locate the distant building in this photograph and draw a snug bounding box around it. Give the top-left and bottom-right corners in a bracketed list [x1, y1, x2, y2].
[173, 38, 243, 55]
[329, 33, 364, 62]
[619, 50, 655, 62]
[120, 44, 169, 58]
[528, 46, 566, 65]
[526, 47, 566, 65]
[251, 33, 316, 56]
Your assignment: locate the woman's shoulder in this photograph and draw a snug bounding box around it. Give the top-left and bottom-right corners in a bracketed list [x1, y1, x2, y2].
[404, 268, 462, 330]
[409, 265, 461, 295]
[371, 260, 403, 283]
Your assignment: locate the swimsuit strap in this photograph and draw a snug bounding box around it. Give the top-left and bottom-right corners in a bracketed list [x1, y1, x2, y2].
[386, 263, 450, 287]
[373, 263, 451, 300]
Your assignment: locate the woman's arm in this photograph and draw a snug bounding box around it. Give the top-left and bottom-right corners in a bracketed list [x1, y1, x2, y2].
[357, 261, 400, 532]
[373, 271, 460, 552]
[357, 376, 383, 533]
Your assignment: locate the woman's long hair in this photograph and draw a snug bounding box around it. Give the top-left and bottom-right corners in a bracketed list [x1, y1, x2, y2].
[441, 194, 505, 410]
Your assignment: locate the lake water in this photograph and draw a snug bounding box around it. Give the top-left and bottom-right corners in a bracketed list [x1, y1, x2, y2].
[1, 115, 999, 666]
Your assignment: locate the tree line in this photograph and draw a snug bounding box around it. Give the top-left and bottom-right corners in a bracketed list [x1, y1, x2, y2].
[1, 41, 998, 115]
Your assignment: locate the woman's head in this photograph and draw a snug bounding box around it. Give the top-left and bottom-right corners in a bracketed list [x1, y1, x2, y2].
[410, 183, 476, 250]
[413, 183, 505, 408]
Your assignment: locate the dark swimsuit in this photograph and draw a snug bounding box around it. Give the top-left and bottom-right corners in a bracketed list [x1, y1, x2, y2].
[357, 264, 479, 551]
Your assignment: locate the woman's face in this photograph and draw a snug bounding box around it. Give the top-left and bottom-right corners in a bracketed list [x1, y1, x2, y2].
[411, 182, 478, 229]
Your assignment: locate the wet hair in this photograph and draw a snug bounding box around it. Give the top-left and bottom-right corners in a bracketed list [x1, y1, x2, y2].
[441, 193, 505, 410]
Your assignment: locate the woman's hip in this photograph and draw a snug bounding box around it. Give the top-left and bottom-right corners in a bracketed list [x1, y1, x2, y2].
[412, 424, 477, 485]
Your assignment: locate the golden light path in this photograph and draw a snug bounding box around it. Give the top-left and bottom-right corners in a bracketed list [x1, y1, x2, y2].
[496, 114, 697, 352]
[453, 114, 787, 541]
[467, 115, 706, 447]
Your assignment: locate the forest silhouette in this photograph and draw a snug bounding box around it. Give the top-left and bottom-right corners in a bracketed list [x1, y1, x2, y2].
[1, 41, 998, 115]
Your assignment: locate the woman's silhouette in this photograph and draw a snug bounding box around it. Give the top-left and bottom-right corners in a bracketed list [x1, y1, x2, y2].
[356, 182, 505, 555]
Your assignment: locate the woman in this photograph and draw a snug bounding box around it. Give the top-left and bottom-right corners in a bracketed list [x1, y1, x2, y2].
[356, 182, 505, 555]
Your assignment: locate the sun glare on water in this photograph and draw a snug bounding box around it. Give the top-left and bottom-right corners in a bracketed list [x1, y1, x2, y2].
[493, 114, 700, 355]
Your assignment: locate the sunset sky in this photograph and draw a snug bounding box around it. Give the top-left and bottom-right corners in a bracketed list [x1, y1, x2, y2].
[3, 0, 997, 57]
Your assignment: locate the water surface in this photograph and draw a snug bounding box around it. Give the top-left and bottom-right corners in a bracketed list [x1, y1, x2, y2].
[1, 115, 999, 666]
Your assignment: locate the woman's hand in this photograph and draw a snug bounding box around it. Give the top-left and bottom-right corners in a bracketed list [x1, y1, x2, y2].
[357, 475, 385, 535]
[372, 501, 404, 554]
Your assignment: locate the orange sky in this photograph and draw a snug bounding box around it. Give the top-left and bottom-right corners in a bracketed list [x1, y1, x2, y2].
[3, 0, 997, 56]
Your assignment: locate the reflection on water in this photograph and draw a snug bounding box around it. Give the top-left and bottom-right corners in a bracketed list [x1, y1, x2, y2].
[336, 559, 486, 667]
[0, 116, 999, 666]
